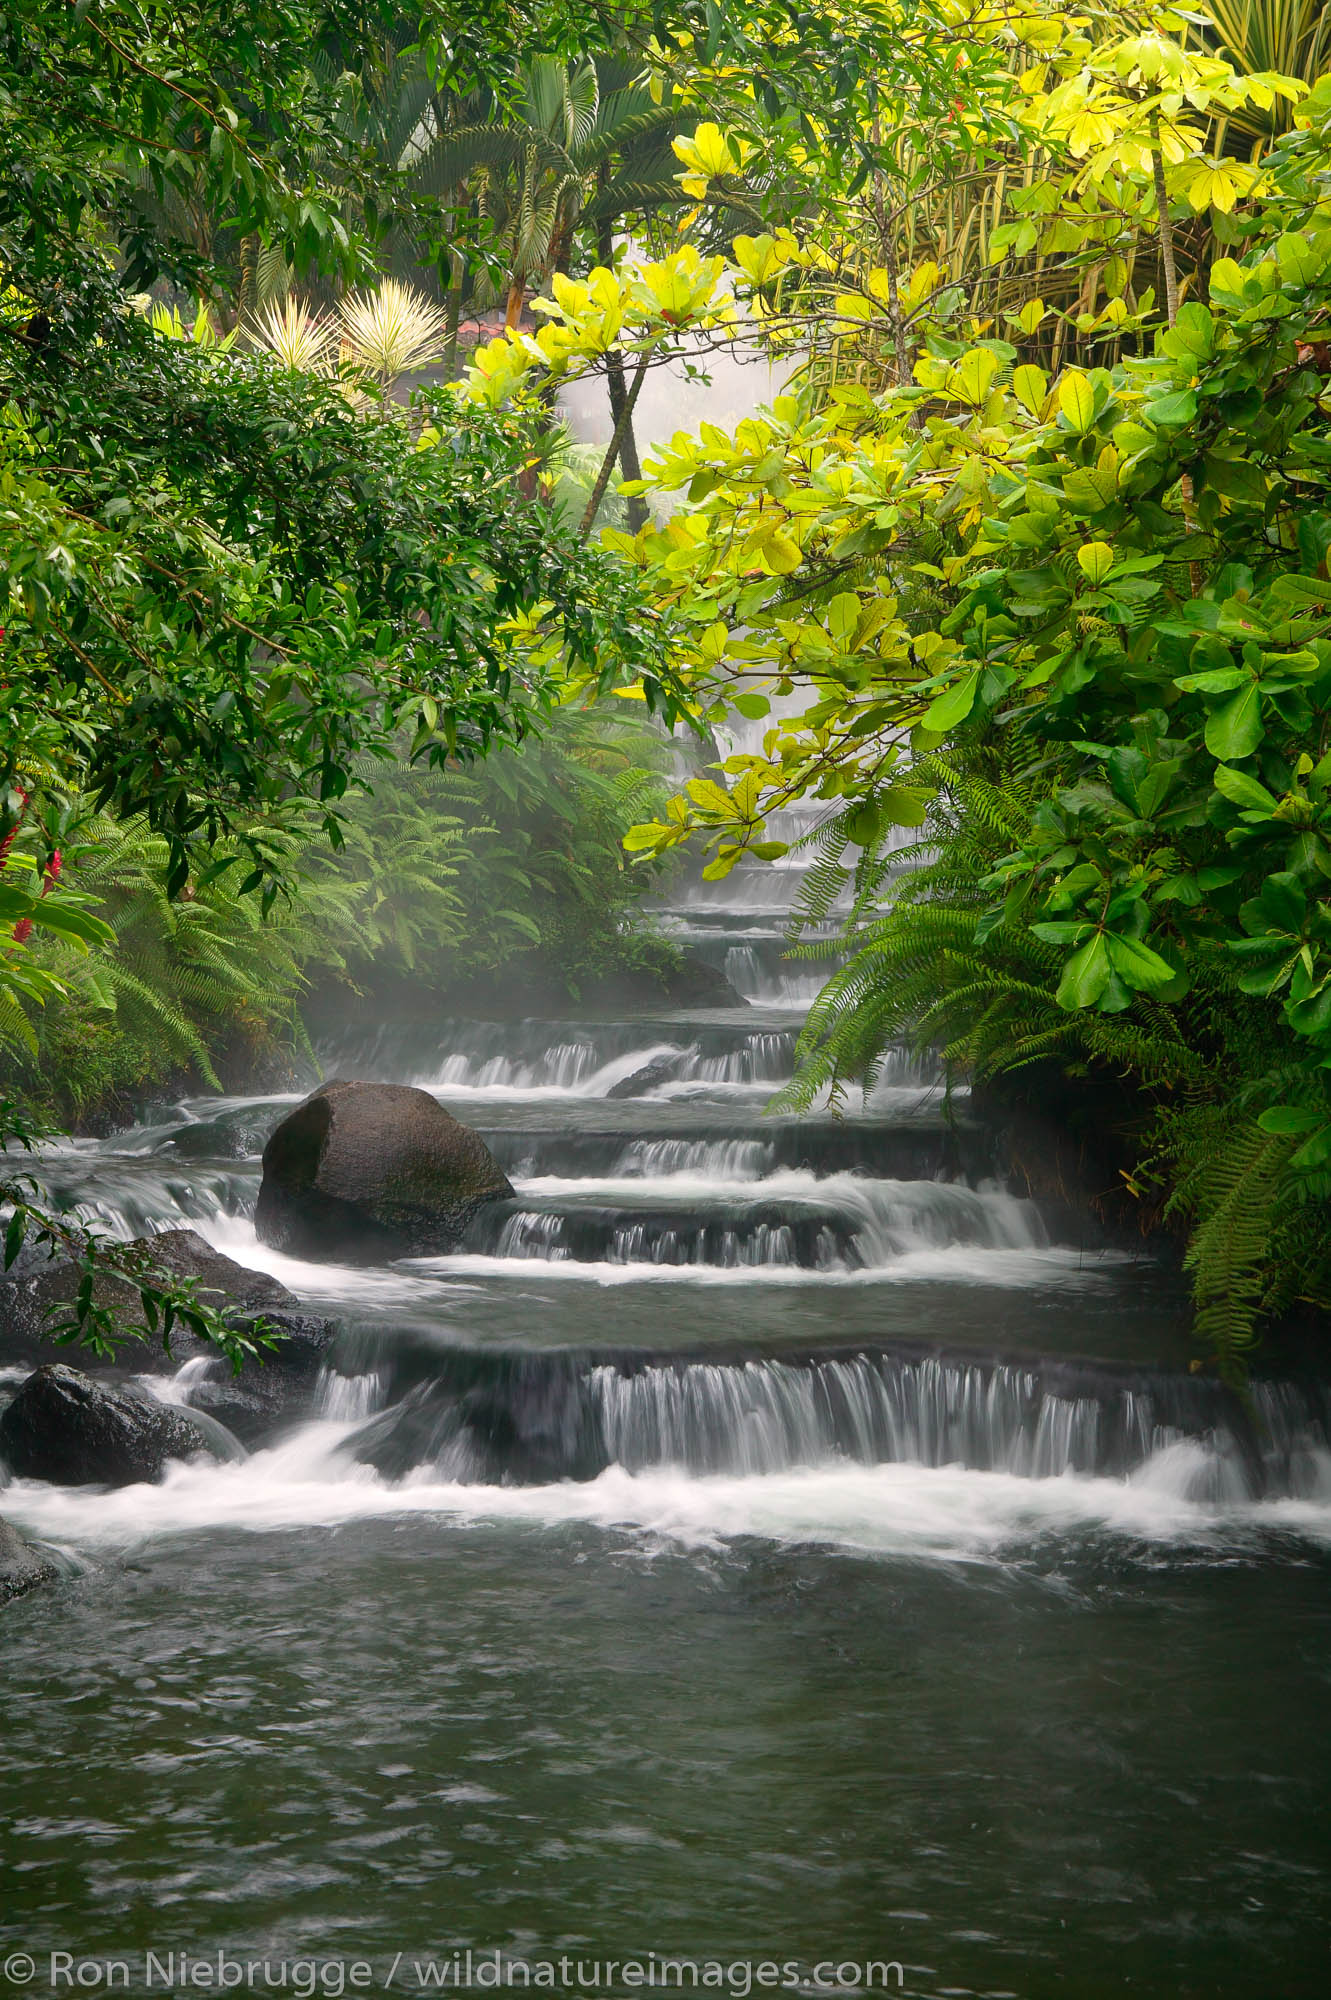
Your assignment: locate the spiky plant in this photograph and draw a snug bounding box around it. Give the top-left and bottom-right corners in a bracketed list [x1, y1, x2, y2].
[337, 279, 449, 389]
[1200, 0, 1331, 143]
[145, 299, 237, 351]
[246, 296, 337, 373]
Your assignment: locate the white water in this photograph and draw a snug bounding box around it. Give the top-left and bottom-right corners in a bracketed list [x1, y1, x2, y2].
[424, 1040, 685, 1098]
[6, 1419, 1331, 1563]
[10, 821, 1331, 1579]
[194, 1210, 1124, 1297]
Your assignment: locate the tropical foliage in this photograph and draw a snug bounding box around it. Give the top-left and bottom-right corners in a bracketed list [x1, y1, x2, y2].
[11, 0, 1331, 1372]
[0, 0, 675, 1354]
[4, 708, 673, 1125]
[455, 1, 1331, 1369]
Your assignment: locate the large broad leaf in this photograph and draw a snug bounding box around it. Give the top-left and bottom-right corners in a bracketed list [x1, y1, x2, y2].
[1234, 955, 1295, 998]
[1147, 389, 1199, 428]
[921, 667, 981, 733]
[1012, 364, 1047, 415]
[1172, 303, 1215, 357]
[1204, 683, 1263, 760]
[845, 803, 881, 848]
[1030, 920, 1093, 946]
[1076, 541, 1114, 585]
[1286, 982, 1331, 1038]
[1104, 932, 1180, 995]
[32, 903, 115, 948]
[1175, 667, 1248, 694]
[1057, 371, 1096, 434]
[1055, 931, 1111, 1011]
[879, 784, 932, 828]
[1212, 764, 1278, 814]
[1242, 872, 1306, 936]
[1292, 1127, 1331, 1170]
[1257, 1105, 1324, 1135]
[0, 882, 39, 920]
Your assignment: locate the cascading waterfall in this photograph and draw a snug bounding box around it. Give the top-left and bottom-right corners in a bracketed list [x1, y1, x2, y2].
[6, 771, 1331, 1559]
[589, 1353, 1331, 1495]
[285, 1340, 1331, 1503]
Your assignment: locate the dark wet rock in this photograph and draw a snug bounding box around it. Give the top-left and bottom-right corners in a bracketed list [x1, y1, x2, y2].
[127, 1227, 295, 1314]
[606, 1053, 688, 1100]
[165, 1103, 287, 1160]
[349, 1356, 607, 1486]
[256, 1079, 513, 1263]
[0, 1228, 327, 1362]
[0, 1229, 337, 1446]
[175, 1318, 334, 1447]
[0, 1364, 220, 1487]
[657, 951, 746, 1009]
[0, 1515, 57, 1603]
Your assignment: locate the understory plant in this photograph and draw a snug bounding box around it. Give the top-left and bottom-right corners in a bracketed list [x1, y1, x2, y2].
[2, 707, 673, 1125]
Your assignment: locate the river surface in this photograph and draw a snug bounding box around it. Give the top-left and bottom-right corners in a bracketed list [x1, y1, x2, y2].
[3, 869, 1331, 2000]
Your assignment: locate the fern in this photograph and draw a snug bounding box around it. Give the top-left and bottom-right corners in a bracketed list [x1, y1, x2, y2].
[774, 736, 1331, 1371]
[3, 703, 676, 1121]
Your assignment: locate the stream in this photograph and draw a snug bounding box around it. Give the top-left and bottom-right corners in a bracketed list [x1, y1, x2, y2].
[2, 861, 1331, 2000]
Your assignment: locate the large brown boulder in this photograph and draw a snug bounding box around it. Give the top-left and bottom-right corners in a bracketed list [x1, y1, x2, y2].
[255, 1079, 513, 1263]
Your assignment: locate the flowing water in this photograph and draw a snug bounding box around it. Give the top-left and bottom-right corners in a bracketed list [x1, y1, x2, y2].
[3, 867, 1331, 2000]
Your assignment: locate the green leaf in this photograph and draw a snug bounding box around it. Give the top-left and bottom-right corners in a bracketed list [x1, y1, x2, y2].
[1147, 389, 1199, 427]
[1076, 541, 1114, 586]
[33, 903, 115, 947]
[1292, 1127, 1331, 1170]
[3, 1209, 26, 1271]
[1057, 371, 1096, 433]
[1204, 684, 1263, 760]
[1055, 931, 1111, 1010]
[1103, 932, 1179, 994]
[1012, 364, 1048, 415]
[879, 784, 932, 828]
[1249, 873, 1307, 934]
[1174, 668, 1248, 694]
[921, 668, 981, 733]
[1172, 303, 1215, 357]
[1030, 920, 1092, 945]
[1257, 1105, 1323, 1135]
[1212, 764, 1278, 814]
[845, 804, 882, 848]
[1287, 982, 1331, 1038]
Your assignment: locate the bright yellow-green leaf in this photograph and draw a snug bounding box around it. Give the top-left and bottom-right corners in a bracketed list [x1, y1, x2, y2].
[732, 232, 797, 285]
[762, 531, 803, 575]
[1185, 162, 1245, 214]
[949, 347, 1000, 407]
[1077, 541, 1114, 586]
[1013, 363, 1048, 415]
[1058, 370, 1097, 433]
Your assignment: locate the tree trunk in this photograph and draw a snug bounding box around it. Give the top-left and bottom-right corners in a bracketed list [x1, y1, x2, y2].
[1152, 120, 1201, 592]
[581, 348, 652, 540]
[598, 213, 648, 532]
[443, 250, 466, 381]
